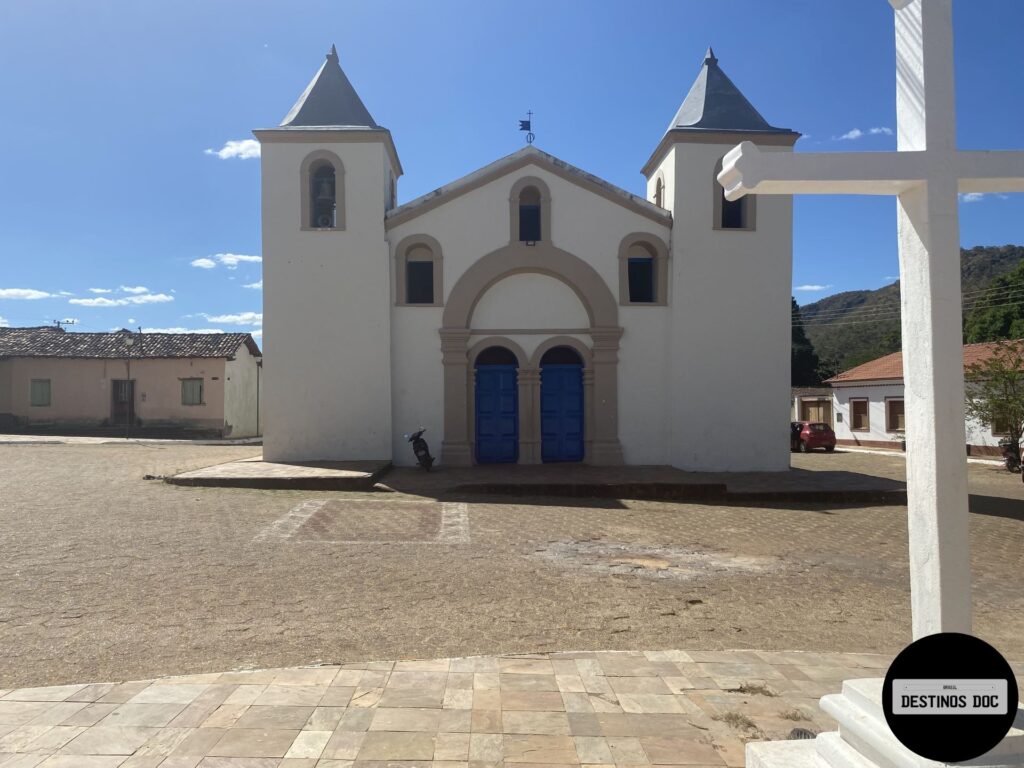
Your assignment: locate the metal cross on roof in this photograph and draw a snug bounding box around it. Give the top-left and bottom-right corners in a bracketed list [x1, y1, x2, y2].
[719, 0, 1024, 639]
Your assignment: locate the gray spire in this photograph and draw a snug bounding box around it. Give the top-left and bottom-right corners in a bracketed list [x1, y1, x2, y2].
[279, 44, 380, 128]
[665, 48, 793, 135]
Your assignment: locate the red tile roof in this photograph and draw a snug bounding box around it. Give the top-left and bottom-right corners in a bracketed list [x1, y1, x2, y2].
[0, 327, 261, 360]
[827, 340, 1024, 384]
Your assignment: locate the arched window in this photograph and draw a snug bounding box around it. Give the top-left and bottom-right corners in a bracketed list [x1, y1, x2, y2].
[518, 186, 541, 242]
[714, 159, 755, 230]
[618, 233, 669, 306]
[654, 176, 665, 208]
[395, 234, 443, 306]
[300, 150, 345, 231]
[626, 243, 656, 303]
[310, 163, 336, 228]
[509, 176, 551, 244]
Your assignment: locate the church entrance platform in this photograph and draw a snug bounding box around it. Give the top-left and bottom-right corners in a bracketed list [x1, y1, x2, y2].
[166, 451, 908, 503]
[381, 462, 907, 506]
[166, 456, 391, 490]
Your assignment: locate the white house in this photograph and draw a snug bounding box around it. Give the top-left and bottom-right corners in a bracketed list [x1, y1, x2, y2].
[828, 341, 1017, 456]
[256, 46, 799, 469]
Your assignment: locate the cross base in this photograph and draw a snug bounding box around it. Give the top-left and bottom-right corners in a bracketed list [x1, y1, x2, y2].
[747, 678, 1024, 768]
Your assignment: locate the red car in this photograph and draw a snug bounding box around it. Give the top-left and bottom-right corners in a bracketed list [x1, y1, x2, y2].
[791, 421, 836, 453]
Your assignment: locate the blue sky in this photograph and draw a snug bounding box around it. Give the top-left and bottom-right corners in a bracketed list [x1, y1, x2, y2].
[1, 0, 1022, 336]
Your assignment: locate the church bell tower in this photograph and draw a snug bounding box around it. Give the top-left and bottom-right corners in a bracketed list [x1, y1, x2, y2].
[643, 48, 800, 471]
[256, 45, 402, 462]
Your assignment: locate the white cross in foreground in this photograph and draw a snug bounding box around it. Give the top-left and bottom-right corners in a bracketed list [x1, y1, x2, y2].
[720, 0, 1024, 639]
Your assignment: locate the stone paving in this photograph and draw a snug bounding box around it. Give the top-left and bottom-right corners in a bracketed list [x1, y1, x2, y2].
[0, 649, 938, 768]
[2, 443, 1023, 689]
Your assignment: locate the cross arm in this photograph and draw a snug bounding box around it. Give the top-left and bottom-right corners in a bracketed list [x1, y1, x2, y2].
[957, 151, 1024, 194]
[717, 141, 927, 200]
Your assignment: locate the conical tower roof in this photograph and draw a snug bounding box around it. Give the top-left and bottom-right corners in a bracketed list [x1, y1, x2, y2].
[665, 47, 793, 135]
[279, 45, 380, 128]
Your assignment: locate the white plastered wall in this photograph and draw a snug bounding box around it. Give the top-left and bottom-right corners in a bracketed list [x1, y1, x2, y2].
[387, 162, 672, 465]
[261, 138, 394, 461]
[661, 141, 794, 471]
[832, 382, 1001, 451]
[223, 343, 261, 438]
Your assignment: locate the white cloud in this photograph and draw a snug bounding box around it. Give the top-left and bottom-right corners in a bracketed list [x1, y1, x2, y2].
[794, 284, 833, 292]
[128, 318, 136, 324]
[836, 126, 893, 141]
[191, 253, 262, 270]
[215, 253, 262, 269]
[244, 280, 263, 290]
[58, 291, 74, 297]
[69, 293, 174, 307]
[883, 275, 900, 281]
[202, 311, 262, 326]
[960, 192, 986, 203]
[141, 327, 225, 334]
[0, 288, 53, 300]
[251, 328, 263, 339]
[119, 285, 149, 294]
[0, 316, 8, 327]
[204, 139, 261, 160]
[89, 288, 113, 294]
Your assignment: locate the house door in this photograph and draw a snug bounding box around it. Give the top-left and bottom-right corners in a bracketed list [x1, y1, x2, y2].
[540, 347, 584, 463]
[111, 379, 135, 425]
[801, 399, 833, 426]
[475, 347, 519, 464]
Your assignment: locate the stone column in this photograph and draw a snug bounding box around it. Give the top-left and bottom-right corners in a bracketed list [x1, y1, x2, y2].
[589, 326, 625, 465]
[583, 367, 596, 463]
[517, 367, 541, 464]
[440, 328, 472, 466]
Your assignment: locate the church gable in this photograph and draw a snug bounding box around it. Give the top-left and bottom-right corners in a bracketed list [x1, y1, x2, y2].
[385, 147, 672, 231]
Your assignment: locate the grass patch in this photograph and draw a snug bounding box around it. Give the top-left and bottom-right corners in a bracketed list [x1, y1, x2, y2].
[734, 681, 777, 697]
[713, 710, 760, 732]
[780, 708, 811, 721]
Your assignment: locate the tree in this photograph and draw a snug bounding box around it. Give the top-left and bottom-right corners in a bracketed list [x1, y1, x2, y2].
[964, 341, 1024, 451]
[964, 260, 1024, 343]
[791, 298, 822, 386]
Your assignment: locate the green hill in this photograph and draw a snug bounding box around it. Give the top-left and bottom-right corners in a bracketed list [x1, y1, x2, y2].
[799, 245, 1024, 372]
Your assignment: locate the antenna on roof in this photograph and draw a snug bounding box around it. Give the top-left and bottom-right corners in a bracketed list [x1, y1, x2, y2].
[53, 319, 75, 331]
[519, 110, 534, 145]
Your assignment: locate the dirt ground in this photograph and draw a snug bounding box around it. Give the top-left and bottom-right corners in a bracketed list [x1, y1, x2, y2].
[0, 443, 1021, 687]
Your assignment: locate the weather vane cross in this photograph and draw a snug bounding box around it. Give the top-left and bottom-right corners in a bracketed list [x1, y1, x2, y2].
[519, 110, 534, 145]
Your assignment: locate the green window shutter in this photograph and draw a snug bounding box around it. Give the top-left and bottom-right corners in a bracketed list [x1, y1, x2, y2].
[30, 379, 51, 407]
[181, 378, 204, 405]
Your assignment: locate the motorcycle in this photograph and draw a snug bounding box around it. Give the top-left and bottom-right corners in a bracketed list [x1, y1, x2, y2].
[405, 427, 434, 471]
[998, 436, 1021, 473]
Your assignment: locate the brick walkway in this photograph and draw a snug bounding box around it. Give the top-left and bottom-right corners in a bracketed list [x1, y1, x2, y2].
[0, 649, 930, 768]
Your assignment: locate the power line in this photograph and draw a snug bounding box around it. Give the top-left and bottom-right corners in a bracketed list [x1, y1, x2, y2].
[794, 286, 1024, 326]
[794, 295, 1024, 327]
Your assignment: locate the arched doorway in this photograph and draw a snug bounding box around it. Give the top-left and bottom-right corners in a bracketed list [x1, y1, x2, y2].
[540, 346, 584, 463]
[475, 346, 519, 464]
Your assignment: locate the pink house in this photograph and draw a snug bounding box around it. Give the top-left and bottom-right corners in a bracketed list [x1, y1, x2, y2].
[0, 327, 262, 437]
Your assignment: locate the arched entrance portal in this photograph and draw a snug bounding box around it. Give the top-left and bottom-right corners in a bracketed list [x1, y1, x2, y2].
[440, 242, 625, 466]
[540, 346, 584, 462]
[474, 346, 519, 464]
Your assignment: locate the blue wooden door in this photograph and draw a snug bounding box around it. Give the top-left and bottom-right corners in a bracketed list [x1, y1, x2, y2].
[541, 363, 584, 462]
[475, 365, 519, 463]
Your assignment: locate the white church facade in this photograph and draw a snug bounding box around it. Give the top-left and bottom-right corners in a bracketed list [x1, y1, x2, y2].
[256, 46, 799, 470]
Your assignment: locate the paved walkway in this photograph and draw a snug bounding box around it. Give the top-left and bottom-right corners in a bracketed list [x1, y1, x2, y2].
[0, 649, 914, 768]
